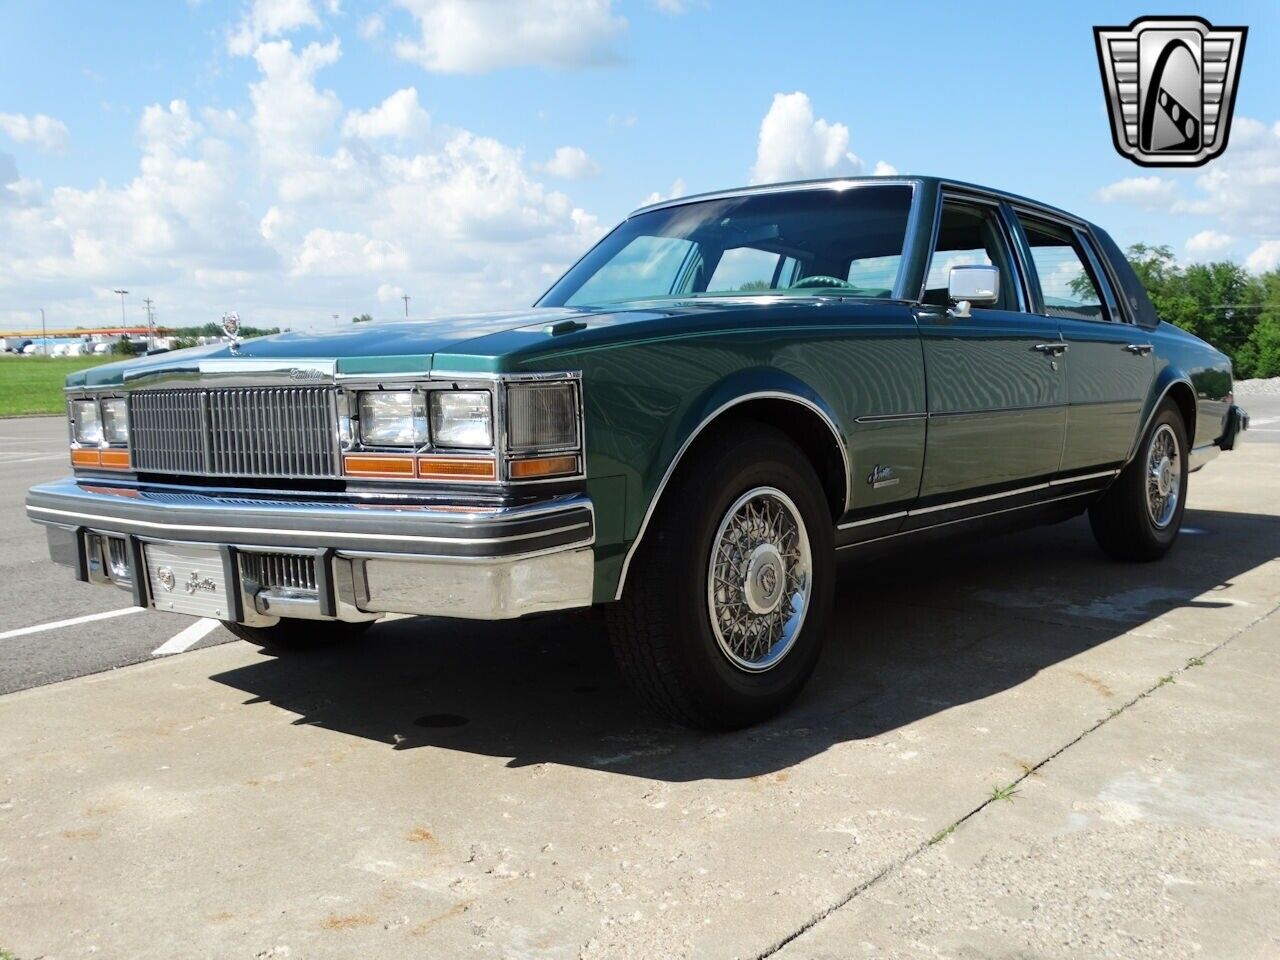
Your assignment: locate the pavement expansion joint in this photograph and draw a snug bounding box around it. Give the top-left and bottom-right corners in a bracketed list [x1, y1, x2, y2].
[751, 596, 1280, 960]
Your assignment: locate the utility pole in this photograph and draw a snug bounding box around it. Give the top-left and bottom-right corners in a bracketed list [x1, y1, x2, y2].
[401, 294, 410, 319]
[113, 289, 129, 335]
[39, 307, 46, 353]
[143, 297, 155, 351]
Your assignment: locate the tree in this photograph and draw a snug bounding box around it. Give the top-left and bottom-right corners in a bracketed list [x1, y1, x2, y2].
[352, 313, 373, 323]
[1240, 271, 1280, 379]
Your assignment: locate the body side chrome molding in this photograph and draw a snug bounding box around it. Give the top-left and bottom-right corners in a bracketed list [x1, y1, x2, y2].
[837, 489, 1097, 551]
[835, 468, 1118, 532]
[613, 390, 850, 601]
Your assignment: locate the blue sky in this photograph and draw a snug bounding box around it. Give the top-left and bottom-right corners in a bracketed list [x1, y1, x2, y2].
[1, 0, 1277, 332]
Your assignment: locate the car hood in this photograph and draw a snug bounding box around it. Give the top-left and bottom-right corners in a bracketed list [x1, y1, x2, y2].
[68, 297, 875, 389]
[68, 308, 591, 388]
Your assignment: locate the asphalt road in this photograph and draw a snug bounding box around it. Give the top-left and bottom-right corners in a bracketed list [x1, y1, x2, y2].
[1, 409, 1277, 958]
[0, 417, 232, 694]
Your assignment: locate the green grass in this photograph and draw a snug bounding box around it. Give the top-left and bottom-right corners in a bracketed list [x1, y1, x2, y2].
[0, 355, 115, 416]
[989, 782, 1020, 803]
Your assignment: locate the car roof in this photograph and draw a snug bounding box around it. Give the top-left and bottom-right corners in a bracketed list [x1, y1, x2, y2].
[628, 175, 1091, 229]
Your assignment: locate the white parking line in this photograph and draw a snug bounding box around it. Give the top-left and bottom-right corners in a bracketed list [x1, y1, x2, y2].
[0, 606, 143, 641]
[152, 618, 220, 656]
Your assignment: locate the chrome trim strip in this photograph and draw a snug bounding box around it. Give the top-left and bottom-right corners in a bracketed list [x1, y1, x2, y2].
[837, 510, 909, 530]
[629, 176, 921, 217]
[613, 390, 851, 601]
[910, 480, 1051, 515]
[854, 413, 927, 424]
[1188, 442, 1220, 473]
[1049, 469, 1120, 486]
[838, 490, 1096, 550]
[27, 504, 591, 548]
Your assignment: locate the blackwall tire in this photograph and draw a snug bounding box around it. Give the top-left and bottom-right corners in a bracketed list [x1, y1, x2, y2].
[1089, 401, 1189, 562]
[605, 425, 834, 730]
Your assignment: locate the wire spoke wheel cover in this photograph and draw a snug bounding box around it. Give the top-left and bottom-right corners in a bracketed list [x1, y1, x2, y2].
[1145, 422, 1181, 529]
[707, 486, 813, 673]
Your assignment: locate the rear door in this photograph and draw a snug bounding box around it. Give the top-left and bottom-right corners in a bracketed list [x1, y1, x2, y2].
[1012, 212, 1155, 476]
[911, 194, 1067, 518]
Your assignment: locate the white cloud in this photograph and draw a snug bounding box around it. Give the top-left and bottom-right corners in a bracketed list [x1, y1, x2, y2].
[1184, 229, 1233, 258]
[1171, 117, 1280, 236]
[392, 0, 626, 73]
[0, 29, 603, 331]
[357, 12, 384, 39]
[641, 177, 685, 207]
[750, 92, 861, 184]
[250, 38, 343, 171]
[873, 161, 898, 176]
[537, 145, 599, 180]
[139, 100, 201, 152]
[292, 228, 409, 275]
[1245, 240, 1280, 273]
[0, 112, 71, 152]
[651, 0, 694, 11]
[1096, 175, 1177, 207]
[228, 0, 323, 55]
[342, 87, 430, 142]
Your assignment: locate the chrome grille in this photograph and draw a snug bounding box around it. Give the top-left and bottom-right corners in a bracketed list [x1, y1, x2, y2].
[240, 552, 318, 593]
[130, 388, 337, 479]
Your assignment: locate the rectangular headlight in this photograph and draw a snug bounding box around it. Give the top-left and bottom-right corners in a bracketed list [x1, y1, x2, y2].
[359, 391, 427, 446]
[101, 398, 129, 444]
[430, 391, 492, 448]
[71, 399, 102, 445]
[507, 382, 579, 452]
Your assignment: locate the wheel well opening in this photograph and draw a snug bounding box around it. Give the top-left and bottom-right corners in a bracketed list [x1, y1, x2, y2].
[674, 398, 847, 521]
[1166, 381, 1197, 444]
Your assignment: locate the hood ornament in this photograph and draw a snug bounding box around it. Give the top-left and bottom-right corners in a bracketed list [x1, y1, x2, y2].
[221, 311, 242, 353]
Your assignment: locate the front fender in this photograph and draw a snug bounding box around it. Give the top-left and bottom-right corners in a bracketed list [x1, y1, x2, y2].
[611, 367, 847, 601]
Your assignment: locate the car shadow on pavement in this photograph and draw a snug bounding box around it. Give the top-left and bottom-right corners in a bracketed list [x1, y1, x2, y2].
[211, 508, 1279, 781]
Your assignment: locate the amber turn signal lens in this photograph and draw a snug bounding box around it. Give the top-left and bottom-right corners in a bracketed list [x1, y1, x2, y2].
[70, 448, 101, 467]
[99, 449, 131, 469]
[343, 454, 416, 477]
[508, 455, 578, 480]
[417, 456, 497, 481]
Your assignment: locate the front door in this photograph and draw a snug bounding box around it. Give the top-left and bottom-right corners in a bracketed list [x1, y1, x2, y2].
[912, 196, 1067, 523]
[1013, 213, 1155, 475]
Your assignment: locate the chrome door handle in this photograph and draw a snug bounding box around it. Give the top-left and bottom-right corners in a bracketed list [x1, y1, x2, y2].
[1125, 343, 1154, 355]
[1034, 342, 1068, 356]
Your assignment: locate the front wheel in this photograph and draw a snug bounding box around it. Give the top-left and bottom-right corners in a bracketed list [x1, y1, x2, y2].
[1089, 401, 1189, 561]
[606, 426, 834, 729]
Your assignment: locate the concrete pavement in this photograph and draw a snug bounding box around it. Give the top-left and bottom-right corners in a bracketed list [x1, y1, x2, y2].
[0, 432, 1276, 959]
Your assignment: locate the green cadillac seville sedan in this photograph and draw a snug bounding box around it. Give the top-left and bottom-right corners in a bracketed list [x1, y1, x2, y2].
[27, 176, 1249, 728]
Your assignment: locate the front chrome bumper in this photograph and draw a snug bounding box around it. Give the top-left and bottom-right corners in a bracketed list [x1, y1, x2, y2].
[26, 478, 596, 624]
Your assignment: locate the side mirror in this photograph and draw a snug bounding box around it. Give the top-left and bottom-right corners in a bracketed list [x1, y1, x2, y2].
[947, 265, 1000, 318]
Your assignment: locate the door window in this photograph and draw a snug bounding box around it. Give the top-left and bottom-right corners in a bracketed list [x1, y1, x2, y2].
[1017, 217, 1113, 323]
[923, 201, 1020, 311]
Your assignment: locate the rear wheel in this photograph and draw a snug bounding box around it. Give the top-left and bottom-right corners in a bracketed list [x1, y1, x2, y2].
[222, 618, 373, 652]
[1089, 401, 1188, 561]
[606, 426, 834, 729]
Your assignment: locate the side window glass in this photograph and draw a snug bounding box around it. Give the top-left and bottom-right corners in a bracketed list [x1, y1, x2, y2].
[706, 246, 783, 293]
[923, 201, 1019, 311]
[1017, 217, 1111, 322]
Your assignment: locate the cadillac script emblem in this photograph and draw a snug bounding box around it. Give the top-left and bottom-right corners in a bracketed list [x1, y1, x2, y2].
[1094, 17, 1247, 167]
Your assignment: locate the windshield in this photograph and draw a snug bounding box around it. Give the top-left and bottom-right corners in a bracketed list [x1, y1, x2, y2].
[539, 184, 913, 308]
